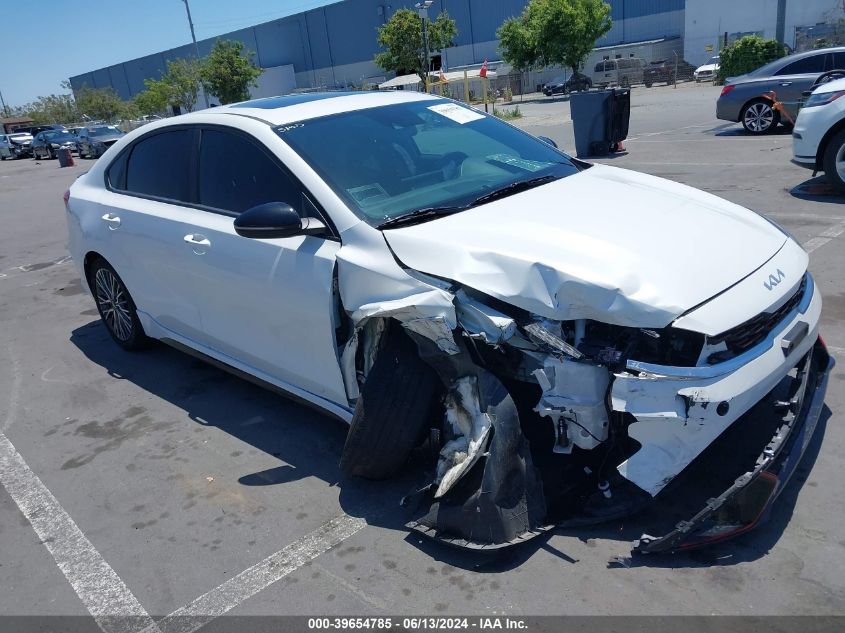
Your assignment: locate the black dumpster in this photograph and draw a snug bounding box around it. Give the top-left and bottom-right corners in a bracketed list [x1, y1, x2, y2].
[570, 88, 630, 158]
[57, 147, 74, 167]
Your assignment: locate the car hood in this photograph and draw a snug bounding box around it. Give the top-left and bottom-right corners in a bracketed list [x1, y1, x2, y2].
[696, 63, 717, 72]
[10, 136, 32, 143]
[92, 134, 124, 143]
[382, 164, 787, 328]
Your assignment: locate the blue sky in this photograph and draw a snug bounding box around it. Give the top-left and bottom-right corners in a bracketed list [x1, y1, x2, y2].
[1, 0, 337, 108]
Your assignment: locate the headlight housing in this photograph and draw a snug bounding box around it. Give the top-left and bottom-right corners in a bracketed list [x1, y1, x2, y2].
[803, 90, 845, 108]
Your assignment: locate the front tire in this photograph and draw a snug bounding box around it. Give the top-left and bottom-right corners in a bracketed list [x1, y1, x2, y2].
[822, 128, 845, 191]
[339, 322, 442, 480]
[741, 99, 779, 135]
[88, 258, 152, 351]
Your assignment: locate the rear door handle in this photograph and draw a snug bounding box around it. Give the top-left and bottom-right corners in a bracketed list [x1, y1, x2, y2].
[101, 213, 121, 229]
[779, 81, 793, 86]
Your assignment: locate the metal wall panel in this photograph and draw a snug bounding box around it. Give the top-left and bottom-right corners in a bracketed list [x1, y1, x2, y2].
[69, 0, 689, 98]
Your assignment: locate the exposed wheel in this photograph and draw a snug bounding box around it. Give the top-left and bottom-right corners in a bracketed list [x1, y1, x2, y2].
[822, 127, 845, 191]
[339, 322, 442, 480]
[47, 147, 55, 159]
[644, 81, 652, 88]
[741, 99, 779, 134]
[620, 76, 630, 88]
[87, 258, 152, 351]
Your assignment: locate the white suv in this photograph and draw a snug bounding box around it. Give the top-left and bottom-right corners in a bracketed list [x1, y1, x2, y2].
[792, 76, 845, 189]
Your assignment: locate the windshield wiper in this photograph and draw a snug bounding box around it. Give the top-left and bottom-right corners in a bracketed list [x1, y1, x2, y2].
[378, 206, 466, 229]
[469, 175, 559, 207]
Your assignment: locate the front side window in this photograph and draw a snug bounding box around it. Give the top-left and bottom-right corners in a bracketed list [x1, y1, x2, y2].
[776, 54, 827, 75]
[198, 129, 300, 214]
[277, 99, 579, 228]
[125, 129, 193, 202]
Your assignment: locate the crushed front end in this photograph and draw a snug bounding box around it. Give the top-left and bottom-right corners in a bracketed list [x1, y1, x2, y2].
[383, 266, 829, 553]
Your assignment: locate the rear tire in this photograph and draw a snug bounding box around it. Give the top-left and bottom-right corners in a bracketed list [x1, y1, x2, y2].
[822, 128, 845, 192]
[741, 99, 779, 135]
[87, 258, 152, 351]
[339, 322, 442, 480]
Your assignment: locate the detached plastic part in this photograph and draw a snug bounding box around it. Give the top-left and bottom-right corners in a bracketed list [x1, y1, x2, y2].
[407, 370, 549, 548]
[634, 340, 832, 553]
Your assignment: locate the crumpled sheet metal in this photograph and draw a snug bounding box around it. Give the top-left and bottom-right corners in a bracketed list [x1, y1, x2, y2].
[454, 290, 516, 345]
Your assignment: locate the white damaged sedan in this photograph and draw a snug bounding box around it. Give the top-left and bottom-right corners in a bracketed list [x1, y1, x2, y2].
[66, 91, 832, 553]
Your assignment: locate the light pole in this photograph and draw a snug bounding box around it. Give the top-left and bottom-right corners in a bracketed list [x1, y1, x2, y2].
[0, 88, 10, 118]
[180, 0, 209, 108]
[416, 1, 433, 91]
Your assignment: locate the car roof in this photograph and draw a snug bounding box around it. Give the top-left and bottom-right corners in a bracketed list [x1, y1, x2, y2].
[174, 90, 442, 127]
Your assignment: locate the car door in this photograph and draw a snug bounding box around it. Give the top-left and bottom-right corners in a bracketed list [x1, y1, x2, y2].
[176, 126, 348, 405]
[78, 129, 89, 156]
[93, 127, 205, 340]
[774, 52, 832, 119]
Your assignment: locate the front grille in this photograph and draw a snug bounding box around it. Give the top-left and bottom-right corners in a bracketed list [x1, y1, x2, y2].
[708, 275, 807, 360]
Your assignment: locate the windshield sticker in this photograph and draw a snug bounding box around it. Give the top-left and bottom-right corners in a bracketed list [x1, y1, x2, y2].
[347, 183, 389, 205]
[427, 103, 485, 124]
[486, 154, 551, 172]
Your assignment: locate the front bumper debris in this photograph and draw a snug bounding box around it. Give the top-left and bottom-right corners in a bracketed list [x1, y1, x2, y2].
[636, 339, 832, 552]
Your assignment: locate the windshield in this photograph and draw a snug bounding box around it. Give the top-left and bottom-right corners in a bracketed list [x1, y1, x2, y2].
[710, 56, 720, 64]
[276, 99, 578, 227]
[88, 126, 121, 137]
[44, 131, 73, 141]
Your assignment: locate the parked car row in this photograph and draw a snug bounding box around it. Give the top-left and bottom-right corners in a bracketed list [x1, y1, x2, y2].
[542, 57, 702, 96]
[0, 125, 125, 160]
[712, 45, 845, 190]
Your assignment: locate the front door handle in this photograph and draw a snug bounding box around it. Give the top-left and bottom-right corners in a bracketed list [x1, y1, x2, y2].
[101, 213, 121, 229]
[779, 81, 792, 86]
[184, 233, 211, 254]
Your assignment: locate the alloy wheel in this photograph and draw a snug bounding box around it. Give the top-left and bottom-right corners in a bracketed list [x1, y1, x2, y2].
[743, 102, 774, 132]
[94, 267, 133, 341]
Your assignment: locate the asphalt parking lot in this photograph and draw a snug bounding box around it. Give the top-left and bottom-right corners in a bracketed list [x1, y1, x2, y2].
[1, 82, 844, 626]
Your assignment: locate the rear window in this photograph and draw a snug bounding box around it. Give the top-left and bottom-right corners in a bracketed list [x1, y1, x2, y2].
[124, 130, 193, 202]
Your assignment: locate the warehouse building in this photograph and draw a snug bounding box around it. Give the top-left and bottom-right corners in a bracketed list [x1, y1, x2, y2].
[69, 0, 684, 102]
[684, 0, 844, 66]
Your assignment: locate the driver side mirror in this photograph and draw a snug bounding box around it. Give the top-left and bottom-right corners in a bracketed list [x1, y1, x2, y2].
[234, 201, 327, 239]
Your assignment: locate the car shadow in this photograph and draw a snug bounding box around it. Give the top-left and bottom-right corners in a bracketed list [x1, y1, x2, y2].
[69, 320, 830, 571]
[712, 125, 793, 137]
[69, 321, 423, 538]
[789, 175, 845, 203]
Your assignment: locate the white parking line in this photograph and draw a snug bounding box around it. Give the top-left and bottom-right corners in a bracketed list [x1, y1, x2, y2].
[826, 345, 845, 357]
[146, 514, 367, 633]
[0, 431, 157, 633]
[803, 221, 845, 253]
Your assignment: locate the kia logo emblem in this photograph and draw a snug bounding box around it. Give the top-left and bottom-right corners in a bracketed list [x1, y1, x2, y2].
[764, 269, 785, 291]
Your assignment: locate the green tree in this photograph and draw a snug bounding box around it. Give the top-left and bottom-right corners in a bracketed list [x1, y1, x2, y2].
[374, 8, 457, 86]
[75, 87, 127, 122]
[718, 35, 785, 81]
[499, 0, 612, 76]
[161, 57, 203, 112]
[133, 80, 170, 116]
[200, 40, 263, 104]
[497, 17, 537, 73]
